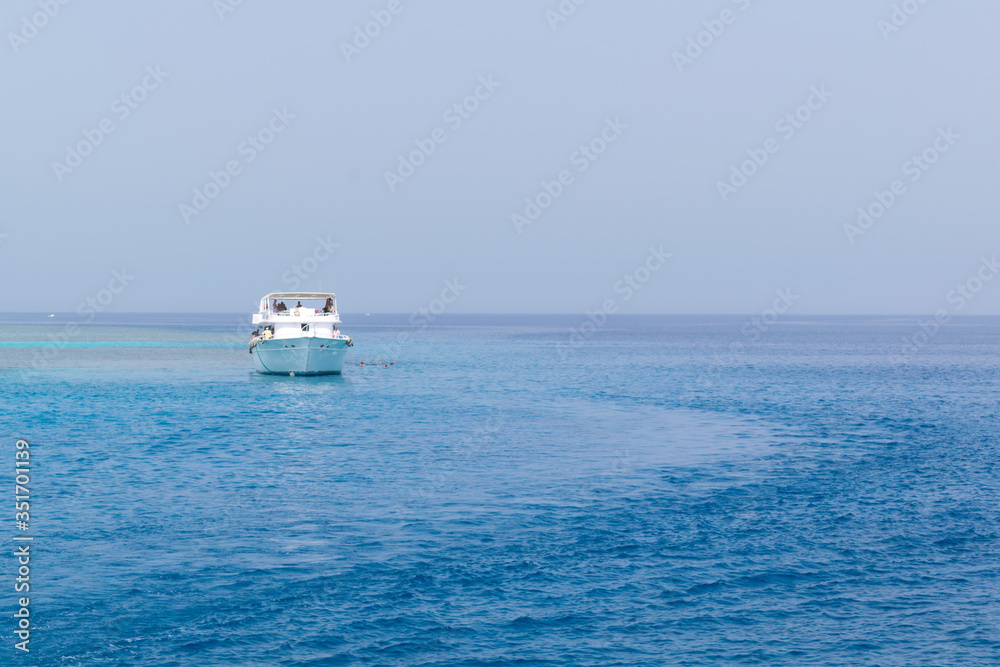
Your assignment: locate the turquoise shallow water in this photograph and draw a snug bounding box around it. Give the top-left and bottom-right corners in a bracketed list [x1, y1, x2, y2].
[0, 342, 235, 347]
[1, 313, 999, 665]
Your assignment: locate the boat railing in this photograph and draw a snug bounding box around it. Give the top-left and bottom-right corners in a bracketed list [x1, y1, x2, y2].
[268, 310, 338, 317]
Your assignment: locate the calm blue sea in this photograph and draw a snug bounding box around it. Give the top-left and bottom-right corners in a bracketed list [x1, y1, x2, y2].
[1, 313, 999, 666]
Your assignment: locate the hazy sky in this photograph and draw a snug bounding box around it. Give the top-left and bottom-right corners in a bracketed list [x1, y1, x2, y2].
[3, 1, 999, 314]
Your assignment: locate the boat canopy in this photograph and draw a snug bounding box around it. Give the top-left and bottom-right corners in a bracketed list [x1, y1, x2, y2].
[263, 292, 336, 301]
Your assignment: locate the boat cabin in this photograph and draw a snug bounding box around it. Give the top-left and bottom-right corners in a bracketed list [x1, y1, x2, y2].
[252, 292, 344, 341]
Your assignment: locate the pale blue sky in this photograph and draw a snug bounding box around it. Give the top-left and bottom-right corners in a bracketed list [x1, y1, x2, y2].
[2, 0, 998, 314]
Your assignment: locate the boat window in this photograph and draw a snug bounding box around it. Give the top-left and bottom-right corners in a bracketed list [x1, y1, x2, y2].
[301, 324, 310, 332]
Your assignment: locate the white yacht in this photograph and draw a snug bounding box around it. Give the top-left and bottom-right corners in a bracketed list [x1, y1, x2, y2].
[248, 292, 353, 375]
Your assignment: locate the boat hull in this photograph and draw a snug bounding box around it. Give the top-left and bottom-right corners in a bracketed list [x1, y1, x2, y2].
[251, 337, 350, 375]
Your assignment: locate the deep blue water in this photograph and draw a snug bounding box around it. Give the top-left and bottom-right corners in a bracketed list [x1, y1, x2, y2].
[1, 314, 999, 665]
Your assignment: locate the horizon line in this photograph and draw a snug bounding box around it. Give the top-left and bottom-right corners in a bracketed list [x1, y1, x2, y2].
[6, 312, 1000, 318]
